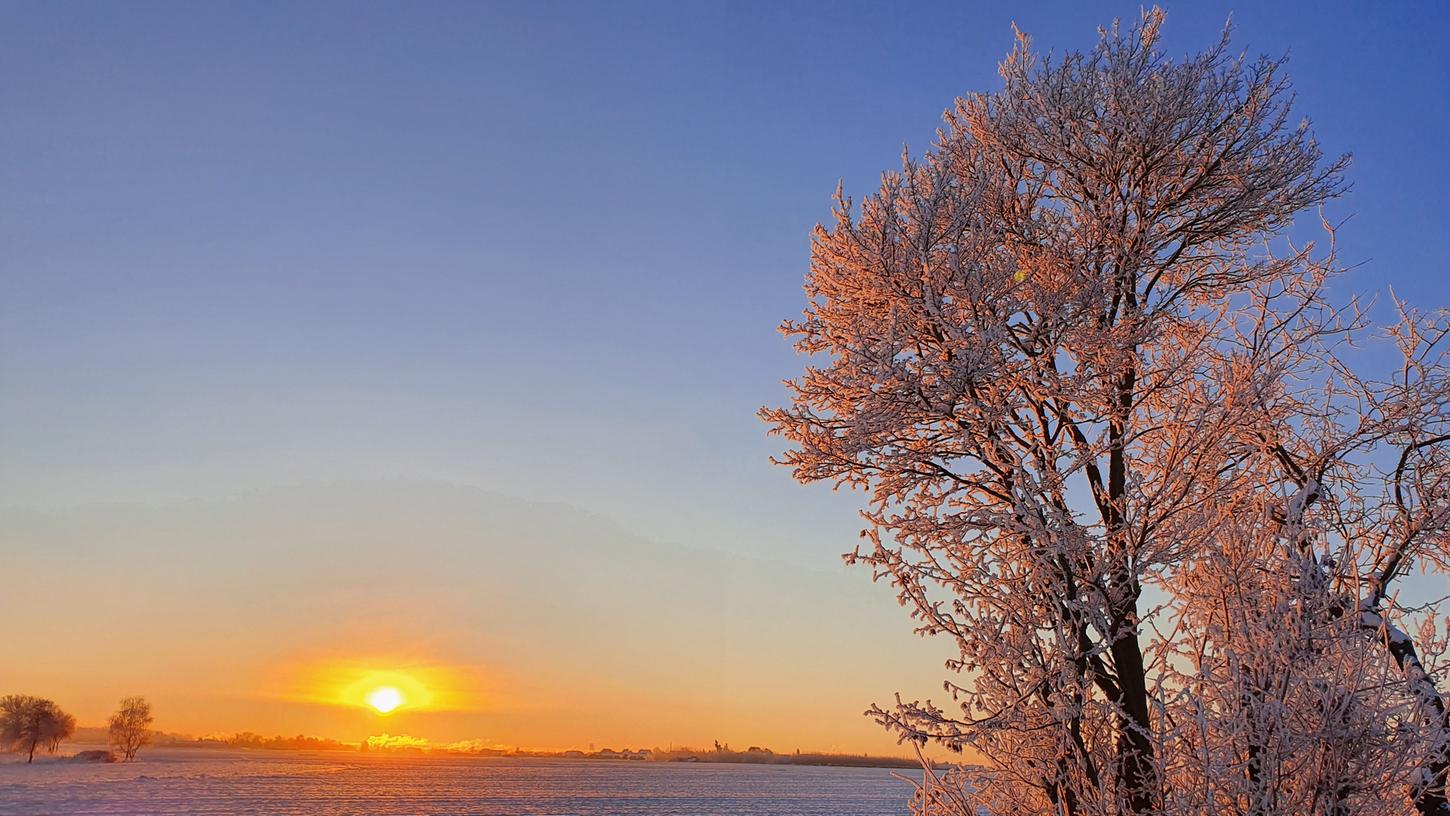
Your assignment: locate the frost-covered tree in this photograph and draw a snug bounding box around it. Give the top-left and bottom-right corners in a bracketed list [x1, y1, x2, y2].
[763, 11, 1450, 816]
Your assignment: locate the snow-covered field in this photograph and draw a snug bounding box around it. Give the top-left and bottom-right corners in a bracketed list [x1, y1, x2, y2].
[0, 748, 915, 815]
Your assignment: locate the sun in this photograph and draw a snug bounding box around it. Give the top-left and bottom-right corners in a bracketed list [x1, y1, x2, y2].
[367, 686, 405, 714]
[299, 661, 471, 714]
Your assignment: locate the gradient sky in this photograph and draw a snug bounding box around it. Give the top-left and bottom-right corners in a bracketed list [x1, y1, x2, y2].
[3, 1, 1448, 754]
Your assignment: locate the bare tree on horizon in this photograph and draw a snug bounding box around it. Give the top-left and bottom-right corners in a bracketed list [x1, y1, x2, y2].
[0, 695, 77, 763]
[108, 696, 154, 762]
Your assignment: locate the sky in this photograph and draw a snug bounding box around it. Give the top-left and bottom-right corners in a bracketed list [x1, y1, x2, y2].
[2, 1, 1448, 754]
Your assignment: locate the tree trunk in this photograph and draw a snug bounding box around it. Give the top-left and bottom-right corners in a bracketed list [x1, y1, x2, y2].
[1107, 363, 1156, 815]
[1110, 629, 1156, 814]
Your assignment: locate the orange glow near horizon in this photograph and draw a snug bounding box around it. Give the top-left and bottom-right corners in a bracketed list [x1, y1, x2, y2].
[281, 658, 490, 715]
[3, 487, 957, 757]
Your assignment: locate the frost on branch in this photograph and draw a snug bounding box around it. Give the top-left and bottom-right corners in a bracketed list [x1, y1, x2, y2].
[763, 9, 1450, 816]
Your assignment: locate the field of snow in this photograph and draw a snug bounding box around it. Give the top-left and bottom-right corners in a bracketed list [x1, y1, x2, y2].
[0, 748, 916, 815]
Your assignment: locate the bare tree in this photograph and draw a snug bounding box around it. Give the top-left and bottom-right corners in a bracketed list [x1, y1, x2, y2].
[108, 696, 154, 762]
[0, 695, 77, 763]
[764, 9, 1450, 816]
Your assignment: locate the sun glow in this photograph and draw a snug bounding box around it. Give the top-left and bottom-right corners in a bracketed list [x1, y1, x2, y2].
[367, 686, 405, 713]
[280, 657, 493, 716]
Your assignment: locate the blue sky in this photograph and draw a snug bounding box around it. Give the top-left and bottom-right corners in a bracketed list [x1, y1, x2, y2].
[2, 1, 1449, 748]
[4, 1, 1448, 565]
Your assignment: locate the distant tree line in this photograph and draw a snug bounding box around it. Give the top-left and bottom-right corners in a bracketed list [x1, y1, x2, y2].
[0, 695, 152, 763]
[649, 742, 948, 769]
[222, 732, 353, 751]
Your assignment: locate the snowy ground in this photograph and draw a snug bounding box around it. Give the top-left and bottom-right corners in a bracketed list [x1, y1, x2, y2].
[0, 746, 915, 815]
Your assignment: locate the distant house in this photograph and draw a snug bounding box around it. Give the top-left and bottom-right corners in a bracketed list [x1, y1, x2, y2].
[563, 750, 585, 759]
[591, 747, 650, 760]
